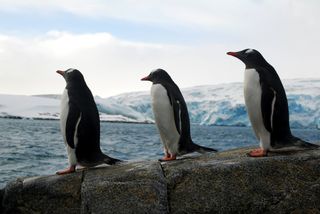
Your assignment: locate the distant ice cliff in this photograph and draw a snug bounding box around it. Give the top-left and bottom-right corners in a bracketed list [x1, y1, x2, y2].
[0, 78, 319, 128]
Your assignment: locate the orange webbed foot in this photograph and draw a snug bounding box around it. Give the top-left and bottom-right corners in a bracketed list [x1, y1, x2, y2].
[159, 154, 177, 162]
[248, 148, 267, 157]
[56, 165, 76, 175]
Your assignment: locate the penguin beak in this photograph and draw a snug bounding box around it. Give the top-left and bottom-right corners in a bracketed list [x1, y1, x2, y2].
[56, 70, 65, 76]
[227, 52, 238, 57]
[141, 75, 150, 81]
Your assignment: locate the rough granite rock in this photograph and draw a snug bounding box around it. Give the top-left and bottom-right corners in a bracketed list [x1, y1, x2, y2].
[162, 148, 320, 213]
[1, 147, 320, 214]
[2, 172, 83, 214]
[80, 161, 168, 214]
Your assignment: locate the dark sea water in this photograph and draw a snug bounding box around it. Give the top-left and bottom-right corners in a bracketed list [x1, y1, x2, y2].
[0, 118, 319, 188]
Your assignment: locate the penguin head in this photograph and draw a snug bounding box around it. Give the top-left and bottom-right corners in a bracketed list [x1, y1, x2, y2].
[56, 68, 85, 85]
[141, 68, 173, 83]
[227, 49, 268, 68]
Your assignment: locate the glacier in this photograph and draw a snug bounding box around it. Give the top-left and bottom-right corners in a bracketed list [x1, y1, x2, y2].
[0, 78, 319, 129]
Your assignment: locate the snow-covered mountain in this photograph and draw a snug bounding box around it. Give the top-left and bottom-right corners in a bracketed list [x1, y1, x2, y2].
[108, 79, 320, 129]
[0, 79, 319, 128]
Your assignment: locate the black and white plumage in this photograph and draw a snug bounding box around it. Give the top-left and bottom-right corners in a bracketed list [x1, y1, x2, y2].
[57, 68, 120, 174]
[227, 49, 319, 156]
[141, 69, 217, 161]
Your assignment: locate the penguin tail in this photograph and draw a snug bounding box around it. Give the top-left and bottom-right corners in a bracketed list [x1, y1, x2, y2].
[272, 136, 319, 151]
[102, 154, 122, 165]
[290, 137, 320, 149]
[187, 141, 218, 154]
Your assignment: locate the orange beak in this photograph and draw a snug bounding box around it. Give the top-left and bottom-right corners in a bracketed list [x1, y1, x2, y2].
[226, 52, 238, 57]
[56, 70, 65, 76]
[141, 76, 150, 81]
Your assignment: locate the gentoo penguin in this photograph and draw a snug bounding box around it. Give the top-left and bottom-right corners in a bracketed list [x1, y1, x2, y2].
[227, 49, 319, 157]
[56, 68, 121, 174]
[141, 69, 217, 161]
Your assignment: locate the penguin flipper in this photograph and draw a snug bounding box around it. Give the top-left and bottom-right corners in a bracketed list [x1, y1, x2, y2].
[261, 84, 276, 132]
[166, 89, 181, 134]
[172, 99, 182, 135]
[65, 103, 81, 149]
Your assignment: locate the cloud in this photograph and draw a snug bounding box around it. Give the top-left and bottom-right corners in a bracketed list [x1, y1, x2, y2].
[0, 29, 319, 98]
[1, 1, 320, 45]
[0, 1, 319, 97]
[0, 31, 241, 97]
[0, 0, 248, 29]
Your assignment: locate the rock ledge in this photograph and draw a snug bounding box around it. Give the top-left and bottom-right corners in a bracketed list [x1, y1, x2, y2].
[1, 147, 320, 214]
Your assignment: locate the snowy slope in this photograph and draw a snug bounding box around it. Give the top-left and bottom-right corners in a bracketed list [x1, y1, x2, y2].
[0, 94, 60, 119]
[0, 94, 151, 123]
[0, 78, 319, 128]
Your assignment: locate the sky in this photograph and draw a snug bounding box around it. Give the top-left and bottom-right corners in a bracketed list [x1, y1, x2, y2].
[0, 0, 319, 97]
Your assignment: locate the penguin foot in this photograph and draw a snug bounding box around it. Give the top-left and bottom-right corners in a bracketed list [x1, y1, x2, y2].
[56, 165, 76, 175]
[248, 148, 267, 157]
[159, 155, 177, 162]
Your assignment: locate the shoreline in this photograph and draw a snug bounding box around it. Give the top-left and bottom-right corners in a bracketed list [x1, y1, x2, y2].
[0, 116, 318, 129]
[0, 115, 153, 125]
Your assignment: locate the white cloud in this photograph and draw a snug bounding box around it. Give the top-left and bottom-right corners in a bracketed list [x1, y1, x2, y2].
[0, 30, 319, 98]
[0, 1, 320, 96]
[0, 0, 240, 28]
[0, 31, 240, 97]
[1, 1, 320, 37]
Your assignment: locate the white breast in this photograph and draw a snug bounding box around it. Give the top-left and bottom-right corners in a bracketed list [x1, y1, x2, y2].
[244, 69, 271, 150]
[60, 89, 77, 165]
[60, 89, 69, 142]
[151, 84, 180, 155]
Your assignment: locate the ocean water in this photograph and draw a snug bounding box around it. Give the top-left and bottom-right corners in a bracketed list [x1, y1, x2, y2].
[0, 118, 319, 188]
